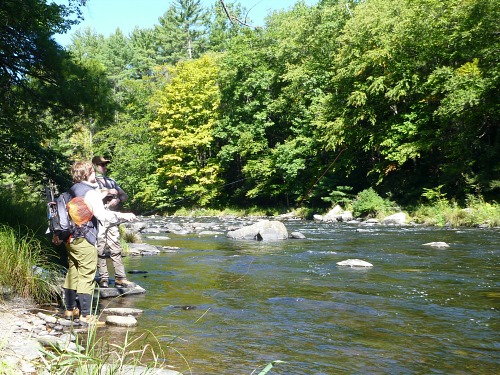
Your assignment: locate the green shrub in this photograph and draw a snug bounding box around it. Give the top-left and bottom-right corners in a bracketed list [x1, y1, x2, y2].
[322, 186, 354, 207]
[351, 188, 394, 218]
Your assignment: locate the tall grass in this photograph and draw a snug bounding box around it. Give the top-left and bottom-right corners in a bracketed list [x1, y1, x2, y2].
[410, 198, 500, 227]
[0, 225, 61, 303]
[39, 327, 181, 375]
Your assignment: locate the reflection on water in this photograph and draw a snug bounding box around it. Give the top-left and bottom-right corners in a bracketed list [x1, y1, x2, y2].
[102, 220, 500, 374]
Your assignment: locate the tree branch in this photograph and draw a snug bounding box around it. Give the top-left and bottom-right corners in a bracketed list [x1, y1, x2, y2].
[219, 0, 258, 28]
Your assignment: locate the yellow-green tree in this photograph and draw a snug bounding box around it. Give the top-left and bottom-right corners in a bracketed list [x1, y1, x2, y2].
[151, 54, 221, 207]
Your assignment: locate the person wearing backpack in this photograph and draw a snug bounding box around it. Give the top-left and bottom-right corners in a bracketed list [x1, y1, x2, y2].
[92, 156, 136, 289]
[63, 160, 136, 326]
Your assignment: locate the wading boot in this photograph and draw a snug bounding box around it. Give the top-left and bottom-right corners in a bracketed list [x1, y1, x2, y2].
[63, 288, 79, 320]
[99, 279, 109, 288]
[64, 307, 80, 320]
[76, 293, 104, 328]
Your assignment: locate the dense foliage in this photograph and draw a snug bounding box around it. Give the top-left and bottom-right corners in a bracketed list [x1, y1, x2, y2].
[1, 0, 498, 214]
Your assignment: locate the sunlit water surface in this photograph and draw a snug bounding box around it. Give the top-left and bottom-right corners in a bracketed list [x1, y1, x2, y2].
[101, 219, 499, 374]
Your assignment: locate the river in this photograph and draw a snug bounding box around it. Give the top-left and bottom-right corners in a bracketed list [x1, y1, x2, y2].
[102, 218, 499, 374]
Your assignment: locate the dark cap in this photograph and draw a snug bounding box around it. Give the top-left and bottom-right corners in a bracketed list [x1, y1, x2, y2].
[92, 156, 110, 165]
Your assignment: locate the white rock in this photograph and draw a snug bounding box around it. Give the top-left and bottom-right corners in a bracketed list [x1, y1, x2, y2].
[381, 212, 407, 225]
[336, 259, 374, 267]
[423, 242, 450, 248]
[324, 205, 343, 221]
[290, 231, 306, 239]
[106, 315, 138, 327]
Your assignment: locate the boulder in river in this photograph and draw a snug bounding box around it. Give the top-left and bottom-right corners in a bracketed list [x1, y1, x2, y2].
[290, 231, 306, 239]
[381, 212, 407, 225]
[226, 220, 288, 241]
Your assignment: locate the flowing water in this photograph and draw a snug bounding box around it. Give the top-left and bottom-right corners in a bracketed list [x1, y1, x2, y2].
[102, 218, 499, 374]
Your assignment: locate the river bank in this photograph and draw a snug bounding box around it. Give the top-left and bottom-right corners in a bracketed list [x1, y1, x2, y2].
[0, 294, 182, 375]
[0, 296, 42, 373]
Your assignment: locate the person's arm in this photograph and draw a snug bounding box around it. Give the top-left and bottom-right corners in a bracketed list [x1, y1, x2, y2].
[106, 186, 127, 208]
[104, 179, 127, 208]
[85, 189, 135, 223]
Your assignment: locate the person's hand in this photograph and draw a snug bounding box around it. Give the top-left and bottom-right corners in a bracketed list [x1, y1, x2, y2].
[107, 198, 121, 208]
[107, 188, 118, 196]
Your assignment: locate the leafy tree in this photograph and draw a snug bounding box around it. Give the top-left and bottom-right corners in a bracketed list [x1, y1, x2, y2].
[93, 75, 161, 211]
[155, 0, 210, 65]
[128, 27, 157, 79]
[151, 54, 222, 207]
[318, 0, 499, 202]
[215, 2, 347, 207]
[206, 0, 246, 52]
[0, 0, 113, 187]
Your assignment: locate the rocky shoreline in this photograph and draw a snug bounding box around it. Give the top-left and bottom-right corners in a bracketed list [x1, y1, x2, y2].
[0, 296, 44, 374]
[0, 295, 179, 374]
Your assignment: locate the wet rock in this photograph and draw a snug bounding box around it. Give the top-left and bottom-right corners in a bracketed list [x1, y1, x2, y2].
[337, 259, 374, 267]
[37, 312, 58, 324]
[382, 212, 407, 225]
[125, 221, 148, 233]
[323, 205, 343, 221]
[227, 220, 288, 241]
[98, 284, 146, 299]
[37, 335, 83, 352]
[423, 241, 450, 248]
[161, 246, 180, 251]
[145, 235, 171, 240]
[290, 231, 306, 239]
[198, 230, 223, 235]
[102, 308, 143, 316]
[106, 315, 138, 327]
[128, 243, 161, 256]
[141, 227, 162, 234]
[315, 206, 353, 222]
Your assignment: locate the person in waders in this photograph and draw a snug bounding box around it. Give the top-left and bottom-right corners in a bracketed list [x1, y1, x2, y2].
[62, 161, 136, 326]
[92, 156, 136, 289]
